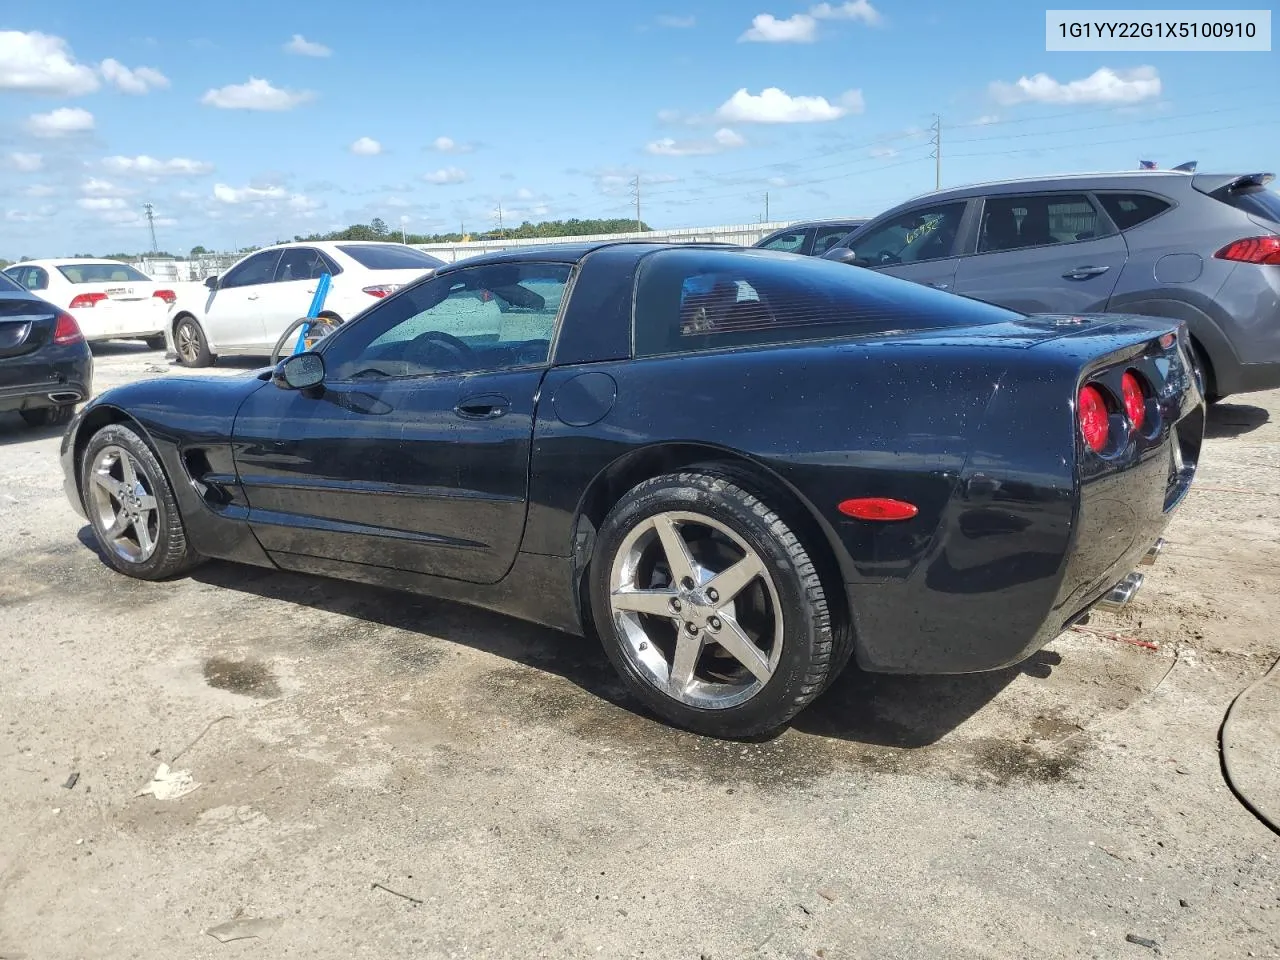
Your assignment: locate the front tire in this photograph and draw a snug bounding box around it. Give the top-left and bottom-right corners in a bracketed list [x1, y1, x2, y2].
[590, 471, 839, 739]
[174, 315, 214, 368]
[20, 405, 76, 428]
[80, 424, 201, 580]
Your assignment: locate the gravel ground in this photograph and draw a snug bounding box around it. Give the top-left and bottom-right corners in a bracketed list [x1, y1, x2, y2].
[1, 343, 1277, 960]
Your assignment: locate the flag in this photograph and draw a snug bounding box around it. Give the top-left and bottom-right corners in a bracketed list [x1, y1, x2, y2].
[1139, 160, 1158, 170]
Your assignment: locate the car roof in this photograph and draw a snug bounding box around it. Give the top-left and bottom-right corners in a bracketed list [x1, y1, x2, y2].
[449, 240, 753, 269]
[893, 170, 1213, 206]
[8, 258, 133, 268]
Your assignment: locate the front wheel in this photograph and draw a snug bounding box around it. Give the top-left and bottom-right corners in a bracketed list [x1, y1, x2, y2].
[174, 315, 214, 368]
[80, 423, 202, 580]
[270, 315, 342, 366]
[590, 471, 841, 739]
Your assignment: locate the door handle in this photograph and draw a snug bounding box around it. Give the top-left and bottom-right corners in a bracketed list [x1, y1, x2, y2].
[247, 294, 260, 300]
[454, 394, 510, 420]
[1062, 265, 1110, 280]
[927, 281, 950, 290]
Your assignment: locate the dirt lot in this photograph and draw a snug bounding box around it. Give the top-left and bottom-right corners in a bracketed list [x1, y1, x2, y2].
[1, 344, 1277, 960]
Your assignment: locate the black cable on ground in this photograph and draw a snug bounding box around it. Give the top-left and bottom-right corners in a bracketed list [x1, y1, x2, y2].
[1218, 655, 1280, 838]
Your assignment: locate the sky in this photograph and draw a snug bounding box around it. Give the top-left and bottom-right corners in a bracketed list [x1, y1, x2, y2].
[0, 0, 1277, 258]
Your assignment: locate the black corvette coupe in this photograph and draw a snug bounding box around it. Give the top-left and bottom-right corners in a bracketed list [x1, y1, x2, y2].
[60, 241, 1202, 737]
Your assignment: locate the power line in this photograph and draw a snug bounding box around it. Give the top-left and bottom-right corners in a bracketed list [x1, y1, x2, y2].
[948, 118, 1280, 160]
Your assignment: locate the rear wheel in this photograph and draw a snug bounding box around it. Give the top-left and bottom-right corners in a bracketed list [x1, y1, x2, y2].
[19, 405, 76, 428]
[590, 471, 839, 739]
[270, 315, 342, 366]
[80, 424, 201, 580]
[174, 315, 214, 368]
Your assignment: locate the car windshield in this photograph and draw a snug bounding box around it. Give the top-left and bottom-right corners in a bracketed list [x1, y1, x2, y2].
[336, 244, 445, 270]
[57, 262, 151, 284]
[0, 271, 22, 293]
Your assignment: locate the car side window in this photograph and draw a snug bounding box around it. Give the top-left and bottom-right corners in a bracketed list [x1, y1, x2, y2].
[220, 250, 283, 289]
[27, 267, 49, 290]
[323, 262, 573, 381]
[1095, 192, 1172, 230]
[3, 267, 28, 288]
[274, 247, 331, 283]
[848, 202, 967, 266]
[759, 229, 809, 253]
[813, 226, 853, 255]
[978, 193, 1104, 253]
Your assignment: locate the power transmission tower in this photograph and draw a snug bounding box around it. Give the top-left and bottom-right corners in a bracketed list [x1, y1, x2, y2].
[630, 176, 642, 233]
[764, 191, 770, 222]
[143, 202, 158, 253]
[929, 115, 942, 190]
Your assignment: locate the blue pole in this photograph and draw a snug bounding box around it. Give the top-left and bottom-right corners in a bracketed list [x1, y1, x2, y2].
[294, 272, 332, 354]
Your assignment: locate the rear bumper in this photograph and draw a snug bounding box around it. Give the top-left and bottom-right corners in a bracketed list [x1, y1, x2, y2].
[70, 303, 167, 340]
[1216, 359, 1280, 398]
[0, 344, 93, 413]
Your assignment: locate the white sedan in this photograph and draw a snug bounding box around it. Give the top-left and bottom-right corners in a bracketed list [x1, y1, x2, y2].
[2, 259, 172, 347]
[165, 241, 446, 367]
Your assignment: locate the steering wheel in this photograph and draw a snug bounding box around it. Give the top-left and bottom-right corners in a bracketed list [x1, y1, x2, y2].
[407, 330, 477, 369]
[876, 249, 901, 265]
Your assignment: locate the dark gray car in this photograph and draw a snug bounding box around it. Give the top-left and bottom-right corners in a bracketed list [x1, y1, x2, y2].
[755, 218, 869, 257]
[822, 171, 1280, 401]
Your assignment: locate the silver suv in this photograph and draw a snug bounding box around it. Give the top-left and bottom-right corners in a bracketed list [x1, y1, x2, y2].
[822, 171, 1280, 401]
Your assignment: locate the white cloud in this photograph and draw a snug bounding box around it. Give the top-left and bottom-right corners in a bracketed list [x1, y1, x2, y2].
[740, 14, 817, 43]
[656, 14, 696, 27]
[767, 176, 790, 187]
[646, 127, 748, 156]
[81, 177, 135, 197]
[869, 145, 897, 158]
[284, 34, 331, 57]
[424, 167, 468, 185]
[77, 197, 127, 211]
[350, 136, 382, 156]
[431, 136, 475, 154]
[213, 183, 288, 203]
[6, 208, 55, 223]
[972, 114, 1000, 125]
[100, 58, 169, 94]
[990, 66, 1161, 106]
[715, 87, 858, 124]
[102, 155, 214, 176]
[7, 152, 43, 172]
[516, 187, 535, 200]
[22, 184, 57, 197]
[201, 77, 314, 111]
[287, 193, 322, 212]
[0, 31, 100, 95]
[810, 0, 881, 24]
[25, 107, 94, 137]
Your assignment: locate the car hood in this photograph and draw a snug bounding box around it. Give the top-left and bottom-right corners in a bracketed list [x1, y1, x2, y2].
[87, 368, 271, 422]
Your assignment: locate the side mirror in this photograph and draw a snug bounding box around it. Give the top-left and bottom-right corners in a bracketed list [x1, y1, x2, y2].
[273, 352, 325, 391]
[204, 275, 219, 290]
[822, 247, 862, 266]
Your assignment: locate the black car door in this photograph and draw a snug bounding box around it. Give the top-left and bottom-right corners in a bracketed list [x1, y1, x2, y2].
[231, 261, 575, 585]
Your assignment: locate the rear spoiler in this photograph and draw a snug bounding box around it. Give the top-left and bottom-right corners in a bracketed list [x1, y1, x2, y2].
[1191, 172, 1275, 198]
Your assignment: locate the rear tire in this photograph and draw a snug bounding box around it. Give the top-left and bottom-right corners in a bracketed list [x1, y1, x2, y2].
[79, 424, 202, 580]
[270, 315, 341, 366]
[590, 471, 838, 739]
[174, 315, 214, 368]
[19, 405, 76, 428]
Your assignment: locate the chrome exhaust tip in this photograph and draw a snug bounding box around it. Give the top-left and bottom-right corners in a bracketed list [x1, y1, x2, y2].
[1097, 571, 1144, 611]
[47, 391, 81, 403]
[1139, 537, 1166, 566]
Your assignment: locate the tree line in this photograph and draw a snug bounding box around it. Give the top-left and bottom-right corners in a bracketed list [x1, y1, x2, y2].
[1, 217, 652, 266]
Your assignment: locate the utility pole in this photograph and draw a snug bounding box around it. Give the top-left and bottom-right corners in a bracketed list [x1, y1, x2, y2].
[144, 202, 158, 253]
[630, 176, 642, 233]
[496, 201, 505, 238]
[930, 115, 942, 190]
[764, 191, 770, 223]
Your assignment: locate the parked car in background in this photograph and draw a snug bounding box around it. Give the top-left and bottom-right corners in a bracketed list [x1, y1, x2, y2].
[3, 259, 172, 348]
[0, 269, 92, 428]
[166, 241, 446, 367]
[822, 170, 1280, 402]
[61, 241, 1200, 737]
[754, 218, 870, 257]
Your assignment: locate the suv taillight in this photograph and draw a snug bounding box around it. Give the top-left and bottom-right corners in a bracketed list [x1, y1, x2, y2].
[1078, 384, 1110, 453]
[69, 292, 107, 308]
[1214, 236, 1280, 265]
[53, 311, 84, 345]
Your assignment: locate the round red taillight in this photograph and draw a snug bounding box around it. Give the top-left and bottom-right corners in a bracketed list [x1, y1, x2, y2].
[1078, 384, 1109, 453]
[1121, 371, 1146, 431]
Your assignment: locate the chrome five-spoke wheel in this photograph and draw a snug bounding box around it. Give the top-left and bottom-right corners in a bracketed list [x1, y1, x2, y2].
[88, 445, 160, 563]
[609, 510, 783, 710]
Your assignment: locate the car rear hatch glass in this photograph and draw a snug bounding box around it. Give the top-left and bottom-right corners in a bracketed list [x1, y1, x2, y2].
[1192, 172, 1280, 225]
[0, 297, 57, 359]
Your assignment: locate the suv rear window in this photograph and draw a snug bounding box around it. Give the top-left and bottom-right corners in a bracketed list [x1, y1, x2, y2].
[336, 244, 445, 271]
[1222, 186, 1280, 224]
[1096, 193, 1172, 230]
[632, 248, 1018, 358]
